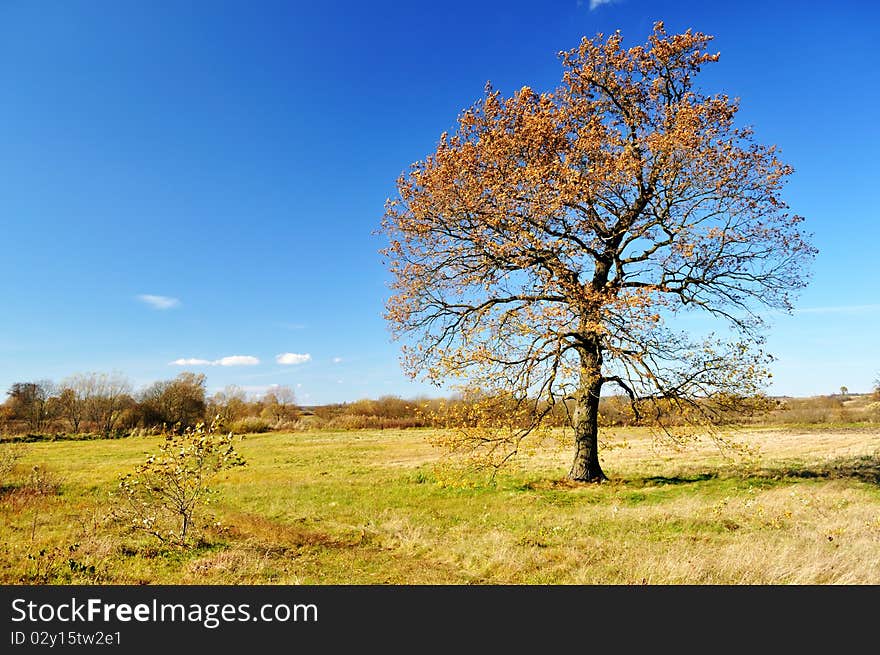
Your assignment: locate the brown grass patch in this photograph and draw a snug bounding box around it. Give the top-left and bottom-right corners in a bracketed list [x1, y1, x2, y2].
[222, 511, 379, 552]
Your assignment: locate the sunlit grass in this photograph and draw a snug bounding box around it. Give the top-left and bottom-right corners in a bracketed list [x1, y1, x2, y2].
[1, 427, 878, 584]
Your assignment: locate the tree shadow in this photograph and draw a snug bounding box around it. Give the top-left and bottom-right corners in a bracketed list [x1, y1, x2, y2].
[751, 453, 880, 485]
[636, 472, 719, 486]
[628, 453, 880, 488]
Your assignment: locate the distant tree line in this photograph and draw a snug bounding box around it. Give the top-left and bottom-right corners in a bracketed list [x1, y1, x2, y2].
[0, 372, 299, 437]
[2, 372, 878, 439]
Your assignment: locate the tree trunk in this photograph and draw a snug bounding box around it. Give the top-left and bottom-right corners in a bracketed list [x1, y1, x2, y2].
[568, 350, 607, 482]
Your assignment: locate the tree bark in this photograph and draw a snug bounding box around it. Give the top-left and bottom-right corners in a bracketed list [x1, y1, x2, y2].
[568, 348, 607, 482]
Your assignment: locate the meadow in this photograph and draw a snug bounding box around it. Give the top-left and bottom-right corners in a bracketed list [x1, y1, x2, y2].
[1, 424, 879, 584]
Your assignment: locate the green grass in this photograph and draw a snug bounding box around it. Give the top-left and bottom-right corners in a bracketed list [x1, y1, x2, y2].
[2, 426, 879, 584]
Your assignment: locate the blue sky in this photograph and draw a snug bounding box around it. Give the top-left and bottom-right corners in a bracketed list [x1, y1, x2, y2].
[1, 0, 878, 403]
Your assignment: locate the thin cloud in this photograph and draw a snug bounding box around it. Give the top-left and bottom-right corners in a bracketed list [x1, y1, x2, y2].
[589, 0, 618, 10]
[276, 352, 311, 365]
[169, 355, 260, 367]
[332, 357, 343, 364]
[794, 304, 880, 314]
[137, 294, 180, 310]
[216, 355, 260, 366]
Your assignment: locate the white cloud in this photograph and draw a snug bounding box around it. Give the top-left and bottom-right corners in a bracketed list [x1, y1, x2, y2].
[589, 0, 617, 10]
[169, 355, 260, 367]
[216, 355, 260, 366]
[276, 352, 311, 365]
[137, 294, 180, 310]
[332, 357, 343, 364]
[169, 358, 212, 366]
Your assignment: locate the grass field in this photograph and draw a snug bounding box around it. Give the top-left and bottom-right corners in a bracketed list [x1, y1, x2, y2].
[2, 426, 879, 584]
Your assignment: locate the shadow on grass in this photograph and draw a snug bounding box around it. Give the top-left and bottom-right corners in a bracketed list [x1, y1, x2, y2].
[753, 452, 880, 485]
[637, 473, 719, 486]
[625, 452, 880, 488]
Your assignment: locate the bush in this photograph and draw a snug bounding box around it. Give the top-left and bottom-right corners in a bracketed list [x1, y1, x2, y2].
[116, 422, 245, 547]
[227, 416, 272, 434]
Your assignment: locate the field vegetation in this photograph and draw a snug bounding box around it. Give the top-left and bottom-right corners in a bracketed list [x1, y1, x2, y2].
[2, 422, 878, 584]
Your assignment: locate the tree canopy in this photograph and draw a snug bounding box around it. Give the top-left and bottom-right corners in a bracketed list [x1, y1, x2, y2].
[382, 22, 815, 481]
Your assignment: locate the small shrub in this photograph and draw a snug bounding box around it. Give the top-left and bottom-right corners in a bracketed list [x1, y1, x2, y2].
[0, 442, 28, 483]
[26, 464, 63, 495]
[116, 421, 246, 548]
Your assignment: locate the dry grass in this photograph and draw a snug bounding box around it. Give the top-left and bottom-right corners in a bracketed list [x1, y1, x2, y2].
[0, 427, 878, 584]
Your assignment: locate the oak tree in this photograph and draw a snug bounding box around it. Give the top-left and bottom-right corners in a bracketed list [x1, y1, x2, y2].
[382, 23, 815, 481]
